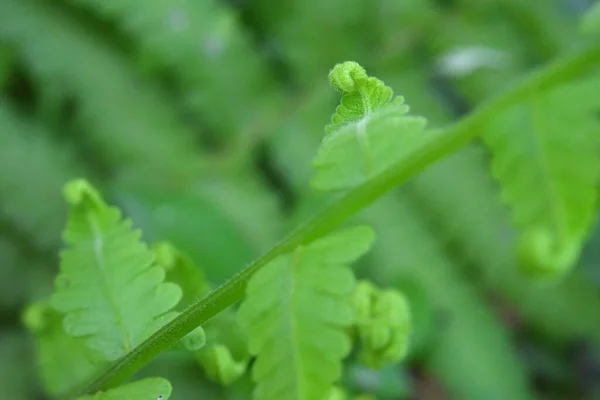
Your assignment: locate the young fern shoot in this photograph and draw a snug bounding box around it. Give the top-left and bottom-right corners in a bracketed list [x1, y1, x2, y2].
[312, 61, 427, 191]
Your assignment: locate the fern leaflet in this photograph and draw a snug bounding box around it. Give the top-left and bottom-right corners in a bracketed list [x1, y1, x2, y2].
[482, 74, 600, 277]
[51, 179, 182, 361]
[312, 62, 427, 191]
[237, 226, 374, 400]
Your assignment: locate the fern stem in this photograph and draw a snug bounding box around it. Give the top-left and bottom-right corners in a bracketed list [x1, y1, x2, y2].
[70, 41, 600, 399]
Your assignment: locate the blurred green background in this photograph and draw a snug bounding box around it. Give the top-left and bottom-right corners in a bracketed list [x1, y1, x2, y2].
[2, 0, 600, 399]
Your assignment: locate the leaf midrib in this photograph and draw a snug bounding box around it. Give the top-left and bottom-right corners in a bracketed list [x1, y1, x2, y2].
[88, 212, 133, 354]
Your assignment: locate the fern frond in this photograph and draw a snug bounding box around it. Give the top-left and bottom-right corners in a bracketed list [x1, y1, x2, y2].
[0, 99, 86, 249]
[312, 62, 427, 192]
[237, 226, 375, 400]
[51, 179, 182, 361]
[23, 301, 105, 398]
[68, 0, 277, 140]
[482, 75, 600, 277]
[0, 0, 204, 182]
[76, 377, 172, 400]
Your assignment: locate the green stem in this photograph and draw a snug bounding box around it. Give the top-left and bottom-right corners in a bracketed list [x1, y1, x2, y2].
[69, 40, 600, 399]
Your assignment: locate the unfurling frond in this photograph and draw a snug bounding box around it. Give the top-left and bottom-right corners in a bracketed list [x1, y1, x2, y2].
[351, 281, 411, 369]
[482, 75, 600, 277]
[237, 226, 375, 400]
[51, 179, 182, 360]
[312, 62, 427, 192]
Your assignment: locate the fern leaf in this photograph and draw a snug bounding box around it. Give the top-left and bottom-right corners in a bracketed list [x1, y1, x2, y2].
[0, 99, 86, 249]
[312, 62, 427, 192]
[237, 226, 375, 400]
[51, 179, 182, 360]
[0, 0, 204, 182]
[76, 377, 172, 400]
[22, 301, 104, 398]
[482, 75, 600, 277]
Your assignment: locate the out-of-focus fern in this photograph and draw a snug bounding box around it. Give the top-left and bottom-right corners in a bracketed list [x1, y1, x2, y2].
[482, 74, 600, 277]
[68, 0, 279, 143]
[0, 236, 54, 308]
[311, 62, 427, 191]
[246, 0, 375, 85]
[0, 99, 86, 249]
[0, 0, 205, 183]
[237, 226, 374, 400]
[51, 180, 182, 361]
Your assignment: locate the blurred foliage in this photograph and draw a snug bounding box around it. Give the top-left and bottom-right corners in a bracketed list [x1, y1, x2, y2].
[2, 0, 600, 399]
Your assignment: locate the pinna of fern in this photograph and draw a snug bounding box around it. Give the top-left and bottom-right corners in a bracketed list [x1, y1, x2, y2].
[481, 74, 600, 278]
[311, 61, 427, 192]
[23, 178, 214, 399]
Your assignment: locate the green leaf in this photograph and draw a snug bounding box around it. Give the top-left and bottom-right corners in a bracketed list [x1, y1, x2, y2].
[312, 62, 427, 191]
[482, 74, 600, 277]
[51, 179, 182, 361]
[237, 226, 375, 400]
[76, 377, 172, 400]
